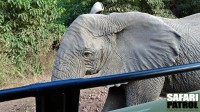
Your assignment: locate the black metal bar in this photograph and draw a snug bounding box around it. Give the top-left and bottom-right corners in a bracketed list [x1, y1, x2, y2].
[36, 95, 46, 112]
[36, 93, 64, 112]
[35, 89, 80, 112]
[65, 89, 80, 112]
[1, 62, 200, 102]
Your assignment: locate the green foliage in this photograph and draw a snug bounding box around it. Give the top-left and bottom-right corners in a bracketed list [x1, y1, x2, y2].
[0, 54, 21, 85]
[60, 0, 96, 26]
[62, 0, 176, 26]
[102, 0, 200, 18]
[62, 0, 200, 26]
[0, 0, 65, 32]
[62, 0, 162, 25]
[0, 0, 66, 82]
[168, 0, 200, 18]
[101, 0, 175, 18]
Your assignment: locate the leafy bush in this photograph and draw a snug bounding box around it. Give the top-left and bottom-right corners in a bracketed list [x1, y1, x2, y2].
[0, 0, 66, 82]
[0, 54, 20, 85]
[59, 0, 96, 26]
[62, 0, 200, 26]
[167, 0, 200, 18]
[101, 0, 175, 18]
[61, 0, 176, 26]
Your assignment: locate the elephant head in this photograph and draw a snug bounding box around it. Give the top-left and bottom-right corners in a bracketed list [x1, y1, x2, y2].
[51, 12, 181, 81]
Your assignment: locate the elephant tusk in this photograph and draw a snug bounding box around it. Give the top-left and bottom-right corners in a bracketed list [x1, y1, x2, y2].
[106, 84, 115, 88]
[106, 82, 128, 88]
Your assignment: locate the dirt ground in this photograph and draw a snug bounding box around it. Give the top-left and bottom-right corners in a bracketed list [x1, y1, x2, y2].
[0, 75, 108, 112]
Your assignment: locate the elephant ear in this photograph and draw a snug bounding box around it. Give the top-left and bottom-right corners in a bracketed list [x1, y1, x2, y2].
[112, 12, 181, 71]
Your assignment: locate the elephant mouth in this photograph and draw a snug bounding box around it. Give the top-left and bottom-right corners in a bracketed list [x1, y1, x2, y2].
[85, 69, 100, 75]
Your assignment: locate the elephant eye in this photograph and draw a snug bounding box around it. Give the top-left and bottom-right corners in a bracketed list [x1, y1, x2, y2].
[82, 51, 93, 58]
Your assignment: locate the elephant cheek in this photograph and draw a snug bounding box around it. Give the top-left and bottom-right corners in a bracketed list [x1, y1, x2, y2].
[51, 55, 86, 81]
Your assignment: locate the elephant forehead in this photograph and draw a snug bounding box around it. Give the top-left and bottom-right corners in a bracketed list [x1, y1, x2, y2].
[61, 28, 103, 52]
[59, 29, 83, 50]
[84, 37, 104, 50]
[76, 29, 104, 50]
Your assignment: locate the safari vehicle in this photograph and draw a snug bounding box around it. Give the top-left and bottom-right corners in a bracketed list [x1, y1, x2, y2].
[0, 62, 200, 112]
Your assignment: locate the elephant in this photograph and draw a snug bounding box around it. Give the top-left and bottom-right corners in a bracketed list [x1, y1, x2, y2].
[51, 11, 200, 111]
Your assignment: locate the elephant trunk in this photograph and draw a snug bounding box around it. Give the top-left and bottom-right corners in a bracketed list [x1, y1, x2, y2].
[51, 48, 86, 81]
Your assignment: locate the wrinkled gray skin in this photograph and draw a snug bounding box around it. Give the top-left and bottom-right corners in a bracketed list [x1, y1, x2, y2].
[51, 12, 200, 111]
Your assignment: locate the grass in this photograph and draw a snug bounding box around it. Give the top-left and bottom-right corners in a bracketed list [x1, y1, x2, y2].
[0, 50, 57, 87]
[0, 54, 21, 85]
